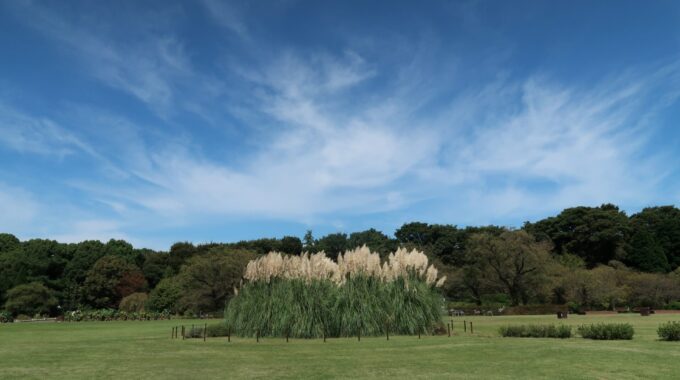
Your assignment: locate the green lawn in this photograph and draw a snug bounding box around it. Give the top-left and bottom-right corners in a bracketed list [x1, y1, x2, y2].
[1, 314, 680, 379]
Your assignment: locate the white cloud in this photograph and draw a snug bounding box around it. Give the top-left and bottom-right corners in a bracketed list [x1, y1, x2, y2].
[2, 2, 679, 246]
[7, 2, 206, 117]
[49, 219, 130, 244]
[200, 0, 249, 38]
[62, 52, 680, 231]
[0, 103, 96, 157]
[0, 184, 39, 231]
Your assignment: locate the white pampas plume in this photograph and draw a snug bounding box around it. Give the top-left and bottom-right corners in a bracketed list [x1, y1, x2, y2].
[241, 246, 446, 287]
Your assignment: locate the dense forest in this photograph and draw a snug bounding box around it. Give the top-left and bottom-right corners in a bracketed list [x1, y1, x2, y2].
[2, 204, 680, 318]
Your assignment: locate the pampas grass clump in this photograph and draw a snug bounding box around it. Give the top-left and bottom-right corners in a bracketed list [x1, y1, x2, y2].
[225, 246, 445, 338]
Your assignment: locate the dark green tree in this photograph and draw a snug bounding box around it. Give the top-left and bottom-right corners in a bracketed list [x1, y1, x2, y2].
[630, 206, 680, 270]
[316, 233, 348, 261]
[279, 236, 303, 255]
[303, 230, 316, 252]
[524, 204, 631, 267]
[466, 231, 554, 305]
[0, 233, 20, 253]
[168, 242, 196, 274]
[64, 240, 107, 283]
[177, 248, 257, 313]
[146, 277, 183, 313]
[626, 228, 670, 272]
[83, 256, 147, 308]
[395, 222, 433, 246]
[4, 282, 58, 317]
[348, 228, 396, 257]
[141, 251, 169, 288]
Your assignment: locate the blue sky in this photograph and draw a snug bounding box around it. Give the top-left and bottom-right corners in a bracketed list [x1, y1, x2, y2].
[1, 1, 680, 249]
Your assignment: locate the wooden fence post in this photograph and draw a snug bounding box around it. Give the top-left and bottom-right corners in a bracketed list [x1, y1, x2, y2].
[463, 320, 466, 333]
[256, 330, 260, 343]
[204, 323, 207, 342]
[386, 321, 389, 341]
[470, 322, 474, 334]
[227, 326, 230, 343]
[447, 322, 451, 337]
[182, 325, 185, 340]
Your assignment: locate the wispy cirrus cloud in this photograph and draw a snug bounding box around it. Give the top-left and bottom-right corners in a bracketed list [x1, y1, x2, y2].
[200, 0, 249, 38]
[73, 51, 680, 229]
[0, 103, 96, 157]
[5, 1, 210, 118]
[1, 1, 680, 249]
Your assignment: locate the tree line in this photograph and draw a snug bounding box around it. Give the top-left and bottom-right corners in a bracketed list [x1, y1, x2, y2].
[1, 204, 680, 317]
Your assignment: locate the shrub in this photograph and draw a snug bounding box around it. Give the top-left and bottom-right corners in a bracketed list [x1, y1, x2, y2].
[664, 301, 680, 310]
[0, 311, 13, 323]
[658, 321, 680, 341]
[119, 292, 148, 312]
[577, 323, 634, 340]
[4, 282, 58, 317]
[499, 324, 572, 338]
[183, 323, 232, 339]
[147, 278, 182, 313]
[206, 323, 231, 337]
[64, 309, 171, 322]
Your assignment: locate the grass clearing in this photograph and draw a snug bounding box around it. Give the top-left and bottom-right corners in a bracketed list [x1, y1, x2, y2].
[1, 314, 680, 379]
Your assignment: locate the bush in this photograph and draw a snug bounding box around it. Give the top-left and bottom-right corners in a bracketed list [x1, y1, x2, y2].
[183, 323, 232, 339]
[658, 321, 680, 341]
[663, 301, 680, 310]
[0, 311, 13, 323]
[501, 305, 568, 316]
[577, 323, 634, 340]
[4, 282, 58, 317]
[64, 309, 171, 322]
[499, 324, 572, 338]
[146, 278, 182, 313]
[119, 292, 148, 312]
[206, 323, 231, 337]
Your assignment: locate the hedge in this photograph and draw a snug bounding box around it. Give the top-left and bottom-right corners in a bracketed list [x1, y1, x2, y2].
[658, 321, 680, 341]
[577, 323, 634, 340]
[64, 309, 172, 322]
[499, 324, 572, 338]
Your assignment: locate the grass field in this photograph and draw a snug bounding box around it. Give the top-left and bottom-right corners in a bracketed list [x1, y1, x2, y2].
[2, 314, 680, 379]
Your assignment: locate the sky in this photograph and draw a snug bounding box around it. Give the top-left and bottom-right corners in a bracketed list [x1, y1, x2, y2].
[1, 0, 680, 250]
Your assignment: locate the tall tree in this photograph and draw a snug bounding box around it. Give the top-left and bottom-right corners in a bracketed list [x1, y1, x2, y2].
[168, 242, 196, 274]
[395, 222, 433, 246]
[630, 206, 680, 270]
[626, 228, 670, 272]
[316, 233, 348, 261]
[83, 256, 147, 308]
[177, 248, 257, 313]
[0, 233, 20, 253]
[279, 236, 303, 255]
[303, 230, 316, 252]
[524, 204, 631, 267]
[466, 230, 553, 305]
[348, 228, 396, 257]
